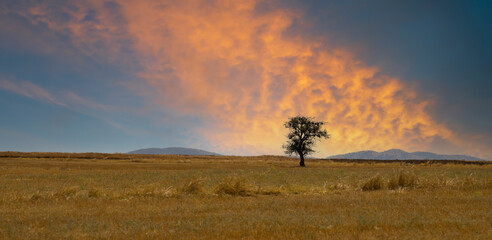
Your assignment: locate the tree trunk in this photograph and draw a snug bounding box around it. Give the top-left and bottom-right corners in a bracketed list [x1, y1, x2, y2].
[299, 154, 305, 167]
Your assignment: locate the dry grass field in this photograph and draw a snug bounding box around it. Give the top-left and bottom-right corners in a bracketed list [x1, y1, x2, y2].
[0, 152, 491, 239]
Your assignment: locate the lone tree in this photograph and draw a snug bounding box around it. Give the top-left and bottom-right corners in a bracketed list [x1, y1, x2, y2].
[283, 116, 329, 167]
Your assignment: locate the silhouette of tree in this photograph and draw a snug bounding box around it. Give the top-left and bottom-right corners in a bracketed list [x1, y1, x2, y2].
[283, 116, 329, 167]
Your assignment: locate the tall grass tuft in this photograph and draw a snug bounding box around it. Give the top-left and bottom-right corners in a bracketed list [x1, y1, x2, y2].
[388, 171, 418, 190]
[88, 187, 102, 198]
[30, 192, 42, 201]
[55, 186, 79, 199]
[178, 179, 204, 195]
[362, 175, 385, 191]
[215, 178, 252, 196]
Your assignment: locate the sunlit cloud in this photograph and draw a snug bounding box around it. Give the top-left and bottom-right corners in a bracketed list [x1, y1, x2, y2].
[116, 0, 457, 155]
[4, 1, 132, 65]
[5, 0, 489, 157]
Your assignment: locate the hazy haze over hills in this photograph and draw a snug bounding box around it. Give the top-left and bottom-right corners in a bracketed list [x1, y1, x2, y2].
[128, 147, 220, 156]
[328, 149, 483, 161]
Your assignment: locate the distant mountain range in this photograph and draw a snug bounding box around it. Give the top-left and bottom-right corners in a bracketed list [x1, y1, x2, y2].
[327, 149, 483, 161]
[128, 147, 221, 156]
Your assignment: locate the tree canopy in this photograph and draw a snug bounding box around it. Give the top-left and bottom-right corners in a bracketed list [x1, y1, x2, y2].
[283, 116, 329, 167]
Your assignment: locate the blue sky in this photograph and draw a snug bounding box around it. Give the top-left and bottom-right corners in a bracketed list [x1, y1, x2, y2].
[0, 0, 491, 158]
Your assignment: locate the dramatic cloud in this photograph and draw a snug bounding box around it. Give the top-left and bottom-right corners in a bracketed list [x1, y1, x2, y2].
[6, 0, 487, 157]
[117, 0, 456, 155]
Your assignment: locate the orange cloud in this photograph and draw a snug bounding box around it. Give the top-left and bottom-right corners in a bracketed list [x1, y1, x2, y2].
[115, 0, 457, 155]
[10, 1, 132, 64]
[10, 0, 486, 157]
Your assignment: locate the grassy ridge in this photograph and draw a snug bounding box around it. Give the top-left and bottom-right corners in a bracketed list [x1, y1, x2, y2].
[2, 151, 489, 165]
[0, 153, 491, 239]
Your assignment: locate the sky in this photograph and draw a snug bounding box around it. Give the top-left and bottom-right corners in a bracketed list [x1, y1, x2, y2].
[0, 0, 491, 159]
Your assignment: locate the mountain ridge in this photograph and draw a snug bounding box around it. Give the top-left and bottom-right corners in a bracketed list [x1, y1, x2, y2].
[128, 147, 220, 156]
[328, 149, 483, 161]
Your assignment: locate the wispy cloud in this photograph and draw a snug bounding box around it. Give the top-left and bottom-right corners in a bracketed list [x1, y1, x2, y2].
[64, 91, 114, 111]
[0, 77, 65, 106]
[0, 76, 145, 137]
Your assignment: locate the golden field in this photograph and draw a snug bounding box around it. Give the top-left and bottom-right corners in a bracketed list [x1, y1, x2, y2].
[0, 152, 490, 239]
